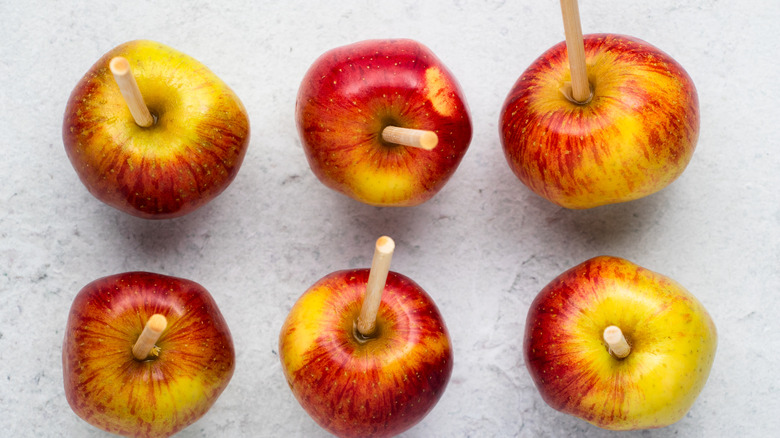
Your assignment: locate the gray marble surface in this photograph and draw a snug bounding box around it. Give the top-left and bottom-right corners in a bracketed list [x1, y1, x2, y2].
[1, 0, 778, 436]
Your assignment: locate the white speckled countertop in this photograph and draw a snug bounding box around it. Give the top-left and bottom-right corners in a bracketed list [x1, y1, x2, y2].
[1, 0, 778, 436]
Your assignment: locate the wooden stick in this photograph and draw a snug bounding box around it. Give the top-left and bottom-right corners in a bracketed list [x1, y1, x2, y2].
[356, 236, 395, 337]
[559, 0, 591, 103]
[132, 314, 167, 360]
[381, 126, 438, 151]
[603, 325, 631, 359]
[109, 56, 155, 127]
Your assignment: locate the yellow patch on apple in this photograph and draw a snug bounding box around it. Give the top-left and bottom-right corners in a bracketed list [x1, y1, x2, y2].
[280, 284, 336, 372]
[424, 67, 457, 117]
[347, 163, 417, 206]
[155, 374, 211, 415]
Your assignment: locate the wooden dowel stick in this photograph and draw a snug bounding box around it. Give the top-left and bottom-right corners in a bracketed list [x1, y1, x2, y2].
[132, 314, 168, 360]
[381, 126, 438, 151]
[559, 0, 591, 103]
[603, 325, 631, 359]
[109, 56, 155, 127]
[357, 236, 396, 337]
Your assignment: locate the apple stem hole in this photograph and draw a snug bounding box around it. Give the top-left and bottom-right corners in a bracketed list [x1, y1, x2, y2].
[132, 314, 168, 361]
[559, 81, 594, 105]
[603, 325, 631, 359]
[352, 320, 381, 343]
[381, 126, 438, 151]
[559, 0, 591, 103]
[109, 56, 155, 128]
[356, 236, 395, 337]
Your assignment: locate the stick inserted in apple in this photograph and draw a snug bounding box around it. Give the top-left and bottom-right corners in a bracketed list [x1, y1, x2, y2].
[500, 0, 699, 209]
[296, 39, 473, 206]
[523, 256, 717, 430]
[63, 40, 251, 219]
[62, 272, 236, 438]
[279, 236, 454, 437]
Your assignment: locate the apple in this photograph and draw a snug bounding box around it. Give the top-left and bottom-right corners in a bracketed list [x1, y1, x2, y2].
[62, 272, 235, 437]
[523, 256, 717, 430]
[279, 237, 453, 437]
[499, 33, 699, 209]
[296, 39, 472, 206]
[63, 40, 250, 219]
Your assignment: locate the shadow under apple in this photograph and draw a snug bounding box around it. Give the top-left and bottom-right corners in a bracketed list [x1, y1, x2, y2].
[489, 161, 677, 258]
[325, 191, 436, 260]
[87, 202, 220, 269]
[541, 188, 672, 248]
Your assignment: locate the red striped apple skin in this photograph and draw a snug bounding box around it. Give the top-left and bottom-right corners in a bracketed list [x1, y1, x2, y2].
[296, 39, 472, 206]
[62, 272, 235, 438]
[501, 34, 699, 209]
[523, 256, 717, 430]
[279, 269, 453, 438]
[63, 40, 250, 219]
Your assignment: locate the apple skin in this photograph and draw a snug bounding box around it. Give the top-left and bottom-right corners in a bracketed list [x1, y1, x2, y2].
[500, 34, 699, 209]
[296, 39, 472, 206]
[62, 272, 235, 438]
[523, 256, 717, 430]
[279, 269, 453, 438]
[63, 40, 250, 219]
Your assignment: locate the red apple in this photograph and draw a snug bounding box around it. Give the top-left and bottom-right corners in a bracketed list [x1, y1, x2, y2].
[500, 33, 699, 209]
[296, 39, 472, 206]
[62, 272, 235, 438]
[524, 256, 717, 430]
[63, 40, 250, 219]
[279, 237, 453, 437]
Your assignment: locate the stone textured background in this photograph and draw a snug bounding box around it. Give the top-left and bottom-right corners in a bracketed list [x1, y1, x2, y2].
[1, 0, 778, 436]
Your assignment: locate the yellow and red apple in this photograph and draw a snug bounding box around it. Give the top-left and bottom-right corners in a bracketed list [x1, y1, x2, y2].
[296, 39, 472, 206]
[500, 34, 699, 209]
[63, 40, 250, 219]
[62, 272, 235, 438]
[523, 256, 717, 430]
[279, 269, 453, 437]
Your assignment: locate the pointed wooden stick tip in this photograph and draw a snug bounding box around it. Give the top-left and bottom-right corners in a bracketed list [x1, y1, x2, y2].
[603, 325, 631, 359]
[381, 126, 438, 150]
[603, 326, 622, 344]
[419, 131, 438, 150]
[376, 236, 395, 254]
[132, 313, 168, 360]
[109, 56, 130, 75]
[147, 313, 168, 333]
